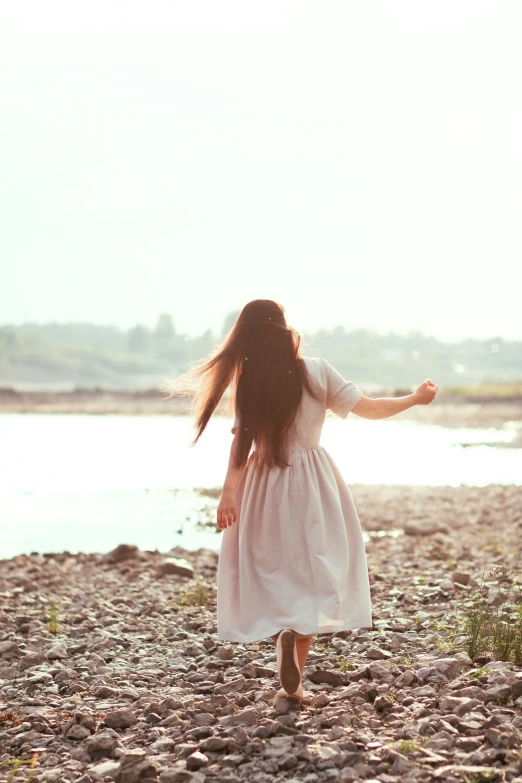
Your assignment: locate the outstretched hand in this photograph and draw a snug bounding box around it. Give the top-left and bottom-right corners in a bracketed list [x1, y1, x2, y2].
[415, 378, 438, 405]
[217, 493, 237, 530]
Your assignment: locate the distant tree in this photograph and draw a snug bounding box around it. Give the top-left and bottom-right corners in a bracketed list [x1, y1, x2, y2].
[222, 310, 240, 337]
[155, 314, 175, 341]
[153, 314, 177, 360]
[127, 324, 152, 354]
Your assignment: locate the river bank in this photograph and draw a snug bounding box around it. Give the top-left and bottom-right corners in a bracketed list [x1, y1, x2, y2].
[1, 387, 522, 437]
[1, 483, 521, 782]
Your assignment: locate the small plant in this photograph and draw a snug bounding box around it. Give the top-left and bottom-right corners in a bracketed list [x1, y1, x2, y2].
[177, 581, 210, 607]
[400, 654, 413, 666]
[469, 666, 491, 680]
[385, 693, 395, 703]
[47, 601, 59, 634]
[390, 738, 425, 754]
[461, 566, 522, 663]
[335, 655, 355, 672]
[0, 754, 38, 782]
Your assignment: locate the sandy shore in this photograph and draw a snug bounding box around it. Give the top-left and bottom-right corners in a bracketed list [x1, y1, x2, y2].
[1, 484, 521, 782]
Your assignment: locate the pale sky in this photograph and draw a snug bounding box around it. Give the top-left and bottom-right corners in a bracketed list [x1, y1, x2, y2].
[1, 0, 521, 341]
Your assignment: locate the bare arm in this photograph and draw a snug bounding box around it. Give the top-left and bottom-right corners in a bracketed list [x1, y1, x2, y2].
[217, 430, 247, 530]
[351, 378, 438, 420]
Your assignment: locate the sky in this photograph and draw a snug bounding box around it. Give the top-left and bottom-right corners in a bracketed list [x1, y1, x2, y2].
[1, 0, 521, 341]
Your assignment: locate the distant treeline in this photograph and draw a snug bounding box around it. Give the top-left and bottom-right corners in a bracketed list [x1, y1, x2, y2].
[0, 313, 520, 390]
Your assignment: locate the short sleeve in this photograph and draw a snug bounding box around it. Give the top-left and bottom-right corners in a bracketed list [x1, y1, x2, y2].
[324, 360, 363, 419]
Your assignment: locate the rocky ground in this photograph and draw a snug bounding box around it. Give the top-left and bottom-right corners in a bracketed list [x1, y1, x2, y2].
[1, 484, 522, 783]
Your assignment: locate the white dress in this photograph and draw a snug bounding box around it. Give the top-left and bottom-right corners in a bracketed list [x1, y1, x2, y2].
[217, 356, 372, 642]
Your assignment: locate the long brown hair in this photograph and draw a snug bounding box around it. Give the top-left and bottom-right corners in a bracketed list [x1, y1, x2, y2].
[188, 299, 322, 470]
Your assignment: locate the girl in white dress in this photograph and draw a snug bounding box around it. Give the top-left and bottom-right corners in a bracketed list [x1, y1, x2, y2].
[191, 299, 438, 703]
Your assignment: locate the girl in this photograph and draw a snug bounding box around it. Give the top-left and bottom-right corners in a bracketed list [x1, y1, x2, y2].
[191, 299, 437, 704]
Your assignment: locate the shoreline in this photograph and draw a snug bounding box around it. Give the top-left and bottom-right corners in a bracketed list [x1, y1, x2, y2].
[0, 389, 521, 433]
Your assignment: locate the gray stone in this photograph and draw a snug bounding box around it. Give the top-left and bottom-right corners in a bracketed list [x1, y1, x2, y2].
[186, 751, 209, 770]
[512, 679, 522, 700]
[309, 669, 345, 687]
[451, 571, 471, 585]
[159, 770, 205, 783]
[85, 730, 118, 760]
[102, 544, 140, 563]
[484, 684, 512, 701]
[95, 685, 120, 699]
[91, 760, 121, 777]
[199, 736, 230, 752]
[220, 708, 258, 726]
[47, 643, 68, 660]
[214, 675, 247, 694]
[390, 753, 413, 775]
[115, 757, 158, 783]
[367, 647, 392, 660]
[155, 558, 194, 578]
[404, 519, 449, 535]
[19, 652, 48, 671]
[66, 724, 91, 740]
[104, 709, 138, 729]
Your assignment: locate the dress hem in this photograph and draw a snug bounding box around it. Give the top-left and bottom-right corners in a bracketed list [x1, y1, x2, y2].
[217, 618, 373, 644]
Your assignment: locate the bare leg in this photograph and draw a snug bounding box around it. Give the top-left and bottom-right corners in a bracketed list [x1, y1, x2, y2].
[271, 631, 313, 674]
[295, 635, 312, 674]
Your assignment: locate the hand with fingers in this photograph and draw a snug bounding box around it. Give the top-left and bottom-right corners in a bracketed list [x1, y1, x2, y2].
[414, 378, 438, 405]
[217, 492, 237, 530]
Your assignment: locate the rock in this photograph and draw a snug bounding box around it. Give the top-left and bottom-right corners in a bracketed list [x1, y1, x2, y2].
[512, 679, 522, 700]
[104, 709, 138, 729]
[395, 669, 417, 687]
[390, 753, 413, 774]
[338, 770, 358, 782]
[308, 669, 344, 687]
[159, 769, 205, 783]
[0, 640, 22, 658]
[431, 657, 461, 679]
[367, 647, 392, 660]
[374, 695, 393, 712]
[155, 558, 194, 578]
[95, 685, 120, 699]
[484, 684, 512, 702]
[441, 695, 472, 712]
[66, 724, 91, 740]
[278, 752, 298, 769]
[368, 661, 393, 680]
[220, 708, 258, 726]
[91, 760, 121, 777]
[19, 652, 47, 671]
[404, 519, 449, 535]
[102, 544, 140, 563]
[199, 737, 230, 752]
[311, 692, 331, 707]
[115, 757, 158, 783]
[214, 675, 247, 694]
[47, 643, 68, 660]
[451, 571, 471, 585]
[186, 751, 209, 770]
[85, 731, 119, 760]
[217, 646, 234, 660]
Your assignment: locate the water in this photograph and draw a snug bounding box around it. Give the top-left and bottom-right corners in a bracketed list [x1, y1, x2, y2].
[1, 413, 520, 559]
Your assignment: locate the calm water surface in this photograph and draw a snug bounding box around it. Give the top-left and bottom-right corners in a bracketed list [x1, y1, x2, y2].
[1, 413, 520, 559]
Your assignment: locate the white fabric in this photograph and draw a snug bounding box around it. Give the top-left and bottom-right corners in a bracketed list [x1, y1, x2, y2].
[217, 356, 372, 642]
